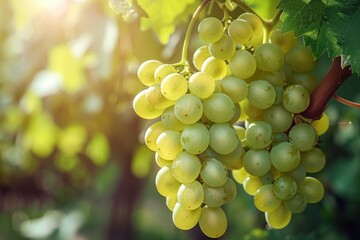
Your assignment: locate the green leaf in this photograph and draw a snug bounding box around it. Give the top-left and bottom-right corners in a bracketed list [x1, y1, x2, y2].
[278, 0, 360, 75]
[137, 0, 198, 44]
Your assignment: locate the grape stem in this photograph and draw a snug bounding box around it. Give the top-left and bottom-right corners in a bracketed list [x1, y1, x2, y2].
[301, 57, 352, 120]
[333, 95, 360, 109]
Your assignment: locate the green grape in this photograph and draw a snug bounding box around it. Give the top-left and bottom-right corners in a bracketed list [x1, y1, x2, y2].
[229, 50, 257, 79]
[198, 17, 224, 43]
[219, 142, 243, 170]
[201, 56, 228, 80]
[146, 84, 175, 110]
[282, 84, 310, 113]
[193, 46, 211, 71]
[228, 19, 253, 44]
[203, 93, 235, 123]
[265, 203, 292, 229]
[264, 104, 293, 132]
[198, 147, 221, 162]
[133, 89, 163, 119]
[245, 121, 273, 149]
[154, 64, 177, 83]
[199, 206, 227, 238]
[201, 158, 228, 187]
[254, 43, 284, 72]
[209, 34, 236, 60]
[220, 75, 248, 103]
[166, 195, 177, 211]
[301, 147, 326, 173]
[172, 202, 201, 230]
[272, 132, 288, 146]
[284, 191, 307, 214]
[171, 151, 201, 184]
[285, 45, 316, 72]
[234, 125, 246, 140]
[156, 130, 183, 160]
[270, 29, 297, 53]
[254, 184, 282, 212]
[144, 121, 166, 151]
[181, 123, 210, 154]
[243, 149, 271, 176]
[229, 103, 241, 124]
[177, 181, 204, 210]
[311, 113, 329, 136]
[203, 183, 227, 207]
[155, 166, 181, 197]
[263, 70, 286, 87]
[174, 94, 203, 124]
[155, 152, 173, 168]
[248, 80, 276, 109]
[270, 142, 300, 172]
[289, 123, 318, 151]
[274, 87, 284, 105]
[232, 167, 250, 184]
[161, 73, 188, 101]
[238, 13, 264, 47]
[189, 71, 215, 99]
[137, 59, 162, 86]
[242, 98, 264, 119]
[288, 72, 318, 93]
[209, 124, 238, 155]
[300, 177, 324, 203]
[243, 175, 263, 195]
[273, 175, 297, 200]
[285, 164, 306, 184]
[260, 171, 274, 184]
[222, 178, 237, 204]
[161, 106, 186, 131]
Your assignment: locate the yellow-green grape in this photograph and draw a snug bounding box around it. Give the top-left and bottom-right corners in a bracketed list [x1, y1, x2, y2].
[248, 80, 276, 109]
[289, 123, 318, 152]
[203, 93, 235, 123]
[243, 175, 263, 195]
[181, 123, 210, 154]
[166, 195, 177, 211]
[155, 166, 181, 197]
[243, 149, 272, 176]
[270, 142, 300, 172]
[154, 64, 177, 83]
[301, 147, 326, 173]
[263, 70, 286, 87]
[260, 171, 274, 185]
[144, 121, 166, 151]
[146, 84, 174, 110]
[203, 183, 227, 208]
[172, 202, 201, 230]
[274, 87, 284, 105]
[155, 152, 172, 168]
[156, 130, 183, 160]
[220, 75, 248, 102]
[137, 60, 162, 86]
[242, 98, 264, 119]
[254, 43, 284, 72]
[177, 181, 204, 210]
[174, 94, 203, 124]
[285, 45, 316, 72]
[234, 125, 246, 140]
[229, 50, 257, 79]
[201, 158, 228, 187]
[209, 123, 238, 155]
[133, 89, 163, 119]
[219, 142, 244, 170]
[228, 19, 253, 44]
[171, 151, 201, 184]
[161, 73, 188, 100]
[288, 72, 318, 93]
[232, 167, 250, 184]
[285, 164, 306, 184]
[189, 72, 216, 99]
[272, 132, 288, 146]
[300, 177, 324, 203]
[265, 203, 292, 229]
[311, 113, 329, 135]
[254, 184, 282, 212]
[284, 191, 307, 214]
[264, 104, 293, 133]
[270, 29, 297, 53]
[245, 121, 273, 149]
[209, 34, 236, 60]
[238, 12, 264, 47]
[199, 206, 228, 238]
[161, 106, 186, 131]
[198, 17, 224, 43]
[222, 178, 237, 204]
[229, 103, 241, 124]
[282, 84, 310, 114]
[273, 175, 297, 200]
[201, 56, 228, 80]
[193, 46, 211, 71]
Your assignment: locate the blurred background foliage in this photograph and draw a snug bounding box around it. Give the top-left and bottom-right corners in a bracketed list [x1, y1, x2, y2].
[0, 0, 359, 240]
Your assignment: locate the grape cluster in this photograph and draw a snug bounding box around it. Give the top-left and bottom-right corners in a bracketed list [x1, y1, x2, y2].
[133, 11, 328, 238]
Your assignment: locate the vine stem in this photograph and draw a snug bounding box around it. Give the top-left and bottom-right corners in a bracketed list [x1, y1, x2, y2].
[301, 57, 352, 120]
[333, 95, 360, 109]
[175, 0, 211, 66]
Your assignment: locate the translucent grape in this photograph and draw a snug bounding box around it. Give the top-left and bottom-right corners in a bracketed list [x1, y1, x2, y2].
[209, 124, 238, 155]
[203, 93, 235, 123]
[254, 184, 282, 212]
[199, 206, 227, 238]
[161, 106, 186, 131]
[265, 204, 292, 229]
[270, 29, 297, 53]
[284, 191, 307, 214]
[166, 195, 177, 211]
[172, 151, 201, 184]
[144, 121, 166, 151]
[155, 152, 173, 168]
[137, 60, 162, 86]
[201, 57, 228, 80]
[270, 142, 300, 172]
[156, 130, 183, 160]
[161, 73, 188, 100]
[243, 175, 263, 195]
[189, 72, 215, 99]
[154, 64, 177, 83]
[200, 158, 228, 187]
[155, 166, 181, 197]
[282, 84, 310, 113]
[300, 177, 324, 203]
[229, 50, 257, 79]
[311, 113, 329, 135]
[222, 178, 237, 204]
[301, 147, 326, 173]
[174, 94, 203, 124]
[193, 46, 211, 71]
[242, 99, 264, 119]
[228, 19, 253, 44]
[245, 121, 273, 149]
[209, 34, 236, 60]
[180, 123, 210, 154]
[263, 70, 286, 87]
[273, 175, 297, 200]
[248, 80, 276, 109]
[219, 142, 243, 170]
[232, 167, 250, 184]
[177, 181, 204, 210]
[243, 149, 271, 176]
[264, 104, 293, 132]
[289, 123, 318, 152]
[288, 72, 318, 93]
[220, 75, 248, 102]
[238, 13, 264, 47]
[254, 43, 284, 72]
[198, 17, 224, 43]
[133, 89, 163, 119]
[203, 183, 227, 208]
[146, 84, 174, 110]
[285, 164, 306, 184]
[285, 45, 316, 72]
[172, 202, 201, 230]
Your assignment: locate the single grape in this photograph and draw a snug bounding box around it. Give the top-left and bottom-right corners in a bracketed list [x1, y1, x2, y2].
[209, 34, 236, 60]
[156, 130, 183, 160]
[222, 178, 237, 204]
[229, 50, 257, 79]
[198, 17, 224, 43]
[180, 123, 210, 154]
[260, 171, 274, 184]
[263, 70, 286, 87]
[272, 132, 288, 146]
[161, 73, 188, 101]
[155, 152, 173, 168]
[282, 84, 310, 113]
[172, 202, 201, 230]
[133, 89, 163, 119]
[189, 72, 216, 99]
[220, 75, 248, 102]
[137, 60, 162, 86]
[254, 184, 282, 212]
[161, 106, 186, 131]
[232, 167, 250, 184]
[300, 177, 324, 203]
[238, 13, 264, 47]
[285, 164, 306, 184]
[311, 113, 329, 135]
[228, 19, 253, 44]
[200, 158, 228, 187]
[283, 191, 307, 214]
[146, 84, 174, 110]
[155, 166, 181, 197]
[270, 29, 297, 53]
[199, 206, 228, 238]
[254, 43, 284, 72]
[288, 72, 318, 93]
[201, 56, 228, 80]
[177, 181, 204, 210]
[273, 175, 297, 200]
[144, 121, 166, 151]
[270, 142, 300, 172]
[243, 175, 263, 195]
[172, 151, 201, 184]
[219, 142, 244, 170]
[285, 45, 316, 72]
[264, 104, 293, 132]
[301, 147, 326, 173]
[209, 124, 238, 155]
[166, 195, 177, 211]
[203, 93, 235, 123]
[203, 183, 227, 208]
[243, 149, 272, 176]
[265, 203, 292, 229]
[241, 99, 264, 119]
[245, 121, 273, 149]
[174, 94, 203, 124]
[193, 46, 211, 71]
[248, 80, 276, 109]
[289, 123, 318, 152]
[154, 64, 177, 83]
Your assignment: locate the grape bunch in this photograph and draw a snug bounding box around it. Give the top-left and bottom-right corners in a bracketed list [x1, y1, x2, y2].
[133, 10, 328, 238]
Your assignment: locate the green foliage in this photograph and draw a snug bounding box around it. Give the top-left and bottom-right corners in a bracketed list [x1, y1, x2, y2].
[279, 0, 360, 75]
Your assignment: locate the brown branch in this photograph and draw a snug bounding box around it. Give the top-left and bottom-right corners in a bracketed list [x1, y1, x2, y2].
[301, 57, 352, 120]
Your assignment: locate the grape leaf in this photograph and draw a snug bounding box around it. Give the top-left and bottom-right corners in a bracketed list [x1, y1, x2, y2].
[278, 0, 360, 75]
[137, 0, 198, 44]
